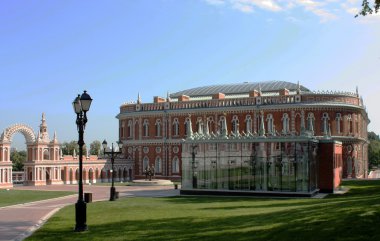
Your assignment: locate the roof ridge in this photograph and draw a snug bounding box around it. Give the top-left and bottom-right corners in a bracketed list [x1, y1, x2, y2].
[170, 81, 309, 98]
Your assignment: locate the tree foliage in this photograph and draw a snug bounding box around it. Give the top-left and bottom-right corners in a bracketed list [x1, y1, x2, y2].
[356, 0, 380, 17]
[368, 131, 380, 168]
[11, 150, 27, 171]
[60, 141, 87, 155]
[90, 140, 102, 155]
[368, 131, 379, 141]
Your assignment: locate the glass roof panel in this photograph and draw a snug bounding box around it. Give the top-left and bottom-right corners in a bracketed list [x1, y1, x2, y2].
[170, 81, 309, 98]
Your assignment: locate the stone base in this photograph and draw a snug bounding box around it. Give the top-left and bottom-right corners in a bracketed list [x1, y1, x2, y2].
[131, 179, 173, 186]
[50, 180, 64, 185]
[0, 183, 13, 189]
[180, 188, 319, 197]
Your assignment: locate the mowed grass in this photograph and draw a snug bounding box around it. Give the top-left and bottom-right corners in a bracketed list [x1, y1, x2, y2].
[0, 189, 74, 207]
[27, 180, 380, 241]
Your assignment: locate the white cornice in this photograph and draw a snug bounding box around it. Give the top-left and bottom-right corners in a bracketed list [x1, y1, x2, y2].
[117, 102, 366, 120]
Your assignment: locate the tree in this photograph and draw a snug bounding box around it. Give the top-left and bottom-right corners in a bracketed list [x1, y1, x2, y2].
[369, 140, 380, 168]
[356, 0, 380, 17]
[368, 131, 379, 141]
[11, 150, 27, 171]
[90, 140, 101, 155]
[368, 131, 380, 168]
[60, 140, 87, 156]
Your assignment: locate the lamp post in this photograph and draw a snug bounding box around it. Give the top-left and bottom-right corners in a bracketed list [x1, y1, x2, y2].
[72, 90, 92, 232]
[102, 140, 123, 201]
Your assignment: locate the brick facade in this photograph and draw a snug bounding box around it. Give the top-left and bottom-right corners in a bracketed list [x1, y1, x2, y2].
[118, 81, 369, 181]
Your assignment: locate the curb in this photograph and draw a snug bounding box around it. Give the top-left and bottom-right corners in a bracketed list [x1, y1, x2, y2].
[14, 207, 62, 241]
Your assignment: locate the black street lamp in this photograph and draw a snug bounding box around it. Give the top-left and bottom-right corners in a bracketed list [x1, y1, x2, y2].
[102, 140, 123, 201]
[72, 90, 92, 232]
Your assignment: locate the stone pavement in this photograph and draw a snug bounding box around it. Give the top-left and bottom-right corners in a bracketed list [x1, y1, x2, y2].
[0, 184, 180, 241]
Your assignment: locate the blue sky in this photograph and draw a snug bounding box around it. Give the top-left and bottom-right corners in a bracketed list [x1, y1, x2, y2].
[0, 0, 379, 150]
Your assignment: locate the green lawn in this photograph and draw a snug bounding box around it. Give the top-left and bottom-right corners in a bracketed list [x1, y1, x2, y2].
[26, 180, 380, 241]
[0, 189, 75, 207]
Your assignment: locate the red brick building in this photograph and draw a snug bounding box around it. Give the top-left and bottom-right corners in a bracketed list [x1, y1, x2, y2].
[118, 81, 369, 185]
[0, 114, 133, 188]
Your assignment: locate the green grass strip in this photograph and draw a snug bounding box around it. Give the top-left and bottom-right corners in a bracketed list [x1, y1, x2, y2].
[0, 189, 74, 208]
[26, 180, 380, 241]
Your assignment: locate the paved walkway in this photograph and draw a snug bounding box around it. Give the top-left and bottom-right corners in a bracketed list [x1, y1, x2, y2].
[0, 184, 180, 241]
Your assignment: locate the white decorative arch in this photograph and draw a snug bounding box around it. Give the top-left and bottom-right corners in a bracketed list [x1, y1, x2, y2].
[0, 124, 36, 143]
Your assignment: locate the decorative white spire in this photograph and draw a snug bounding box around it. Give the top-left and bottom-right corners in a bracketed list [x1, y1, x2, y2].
[259, 111, 265, 137]
[186, 115, 193, 139]
[356, 86, 359, 97]
[300, 111, 306, 135]
[204, 120, 210, 136]
[309, 118, 314, 135]
[37, 130, 41, 141]
[221, 114, 228, 137]
[259, 84, 262, 96]
[328, 123, 332, 137]
[137, 92, 142, 104]
[39, 112, 49, 142]
[297, 81, 301, 94]
[197, 121, 203, 135]
[73, 148, 76, 157]
[167, 91, 171, 102]
[53, 131, 58, 143]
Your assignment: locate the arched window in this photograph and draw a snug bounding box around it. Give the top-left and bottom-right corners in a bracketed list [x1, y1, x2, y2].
[143, 156, 149, 170]
[336, 113, 342, 134]
[155, 157, 162, 173]
[207, 116, 214, 134]
[121, 121, 125, 138]
[143, 119, 149, 137]
[155, 119, 161, 137]
[128, 120, 133, 138]
[43, 149, 49, 160]
[245, 115, 252, 134]
[266, 114, 274, 134]
[231, 115, 239, 134]
[281, 113, 290, 134]
[321, 112, 330, 135]
[219, 116, 227, 135]
[184, 118, 191, 136]
[172, 157, 180, 173]
[172, 118, 179, 136]
[347, 114, 353, 134]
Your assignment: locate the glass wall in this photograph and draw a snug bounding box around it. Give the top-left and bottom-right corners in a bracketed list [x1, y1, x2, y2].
[182, 140, 318, 193]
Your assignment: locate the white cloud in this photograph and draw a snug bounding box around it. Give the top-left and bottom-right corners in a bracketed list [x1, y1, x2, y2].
[291, 0, 337, 22]
[228, 0, 283, 13]
[248, 0, 283, 11]
[203, 0, 380, 23]
[232, 2, 255, 12]
[205, 0, 226, 5]
[311, 8, 338, 22]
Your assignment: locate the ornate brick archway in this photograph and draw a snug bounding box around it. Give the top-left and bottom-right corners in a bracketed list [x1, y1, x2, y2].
[0, 114, 63, 188]
[0, 123, 36, 144]
[0, 114, 133, 188]
[0, 113, 134, 189]
[0, 124, 38, 188]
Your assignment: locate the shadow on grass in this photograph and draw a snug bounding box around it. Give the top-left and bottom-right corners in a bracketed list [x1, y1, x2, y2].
[27, 197, 380, 241]
[26, 180, 380, 241]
